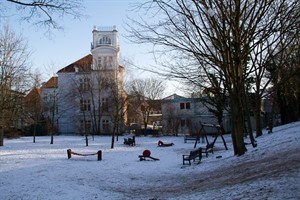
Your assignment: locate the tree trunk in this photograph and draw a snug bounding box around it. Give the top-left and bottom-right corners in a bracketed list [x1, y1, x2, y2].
[111, 124, 116, 149]
[33, 124, 36, 143]
[111, 133, 115, 149]
[242, 91, 257, 148]
[230, 89, 247, 156]
[255, 92, 263, 137]
[50, 133, 54, 144]
[85, 134, 89, 146]
[50, 117, 54, 144]
[0, 126, 4, 146]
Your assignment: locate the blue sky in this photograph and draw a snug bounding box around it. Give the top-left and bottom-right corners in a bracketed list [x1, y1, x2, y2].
[3, 0, 183, 96]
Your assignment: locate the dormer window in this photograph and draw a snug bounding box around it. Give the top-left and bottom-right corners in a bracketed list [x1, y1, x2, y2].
[99, 36, 111, 45]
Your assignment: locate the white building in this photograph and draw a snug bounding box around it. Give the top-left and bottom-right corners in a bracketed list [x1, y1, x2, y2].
[161, 94, 231, 135]
[57, 26, 125, 134]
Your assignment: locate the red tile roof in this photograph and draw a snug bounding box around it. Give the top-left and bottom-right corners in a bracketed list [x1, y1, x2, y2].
[24, 87, 41, 102]
[57, 54, 92, 73]
[41, 77, 58, 89]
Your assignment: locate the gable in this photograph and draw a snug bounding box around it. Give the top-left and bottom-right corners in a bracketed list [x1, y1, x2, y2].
[41, 77, 58, 89]
[57, 54, 92, 73]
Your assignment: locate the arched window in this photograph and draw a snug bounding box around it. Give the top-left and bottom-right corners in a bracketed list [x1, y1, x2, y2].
[99, 36, 111, 45]
[107, 37, 111, 44]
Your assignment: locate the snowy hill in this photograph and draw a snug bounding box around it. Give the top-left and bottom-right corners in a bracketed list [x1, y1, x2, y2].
[0, 121, 299, 200]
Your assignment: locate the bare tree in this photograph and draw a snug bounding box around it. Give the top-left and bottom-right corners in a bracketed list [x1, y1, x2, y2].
[162, 103, 180, 136]
[95, 68, 127, 149]
[267, 33, 300, 125]
[72, 71, 93, 146]
[0, 24, 31, 146]
[1, 0, 83, 31]
[126, 78, 165, 134]
[246, 1, 299, 137]
[126, 0, 299, 155]
[24, 87, 41, 143]
[40, 78, 58, 144]
[197, 72, 228, 135]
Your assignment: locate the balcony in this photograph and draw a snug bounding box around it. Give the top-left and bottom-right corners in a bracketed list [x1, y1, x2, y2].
[93, 25, 117, 32]
[91, 43, 119, 51]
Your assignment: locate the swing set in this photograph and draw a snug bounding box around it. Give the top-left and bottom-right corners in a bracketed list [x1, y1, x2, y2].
[193, 122, 228, 155]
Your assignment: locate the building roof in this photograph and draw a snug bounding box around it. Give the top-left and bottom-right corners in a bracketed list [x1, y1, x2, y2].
[41, 77, 58, 89]
[57, 54, 93, 73]
[56, 54, 124, 74]
[162, 93, 185, 100]
[24, 87, 41, 103]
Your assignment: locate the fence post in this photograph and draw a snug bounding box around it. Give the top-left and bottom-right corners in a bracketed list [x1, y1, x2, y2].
[97, 150, 102, 161]
[67, 149, 72, 159]
[0, 126, 3, 146]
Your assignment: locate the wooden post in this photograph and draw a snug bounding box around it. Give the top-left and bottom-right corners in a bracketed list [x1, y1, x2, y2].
[97, 150, 102, 161]
[67, 149, 72, 159]
[0, 126, 4, 146]
[132, 136, 136, 146]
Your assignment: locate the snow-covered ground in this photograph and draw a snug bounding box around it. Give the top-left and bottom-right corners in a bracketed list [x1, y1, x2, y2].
[1, 122, 299, 200]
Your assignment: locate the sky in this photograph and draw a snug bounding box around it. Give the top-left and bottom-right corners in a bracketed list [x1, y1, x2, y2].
[2, 0, 183, 97]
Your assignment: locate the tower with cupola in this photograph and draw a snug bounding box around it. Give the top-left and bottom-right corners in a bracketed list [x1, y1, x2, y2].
[91, 26, 119, 71]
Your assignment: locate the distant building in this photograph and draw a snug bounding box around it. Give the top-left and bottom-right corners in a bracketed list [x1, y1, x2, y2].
[56, 26, 126, 134]
[126, 96, 162, 130]
[161, 94, 231, 135]
[24, 26, 126, 135]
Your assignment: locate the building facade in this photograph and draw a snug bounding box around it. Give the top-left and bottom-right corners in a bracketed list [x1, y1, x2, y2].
[161, 94, 231, 135]
[57, 26, 125, 134]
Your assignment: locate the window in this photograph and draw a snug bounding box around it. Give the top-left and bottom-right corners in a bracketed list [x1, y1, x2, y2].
[186, 102, 191, 109]
[186, 119, 191, 127]
[103, 57, 107, 68]
[80, 120, 92, 133]
[80, 78, 90, 91]
[97, 56, 113, 69]
[80, 99, 91, 111]
[98, 57, 102, 68]
[80, 120, 91, 133]
[180, 103, 185, 109]
[99, 36, 111, 45]
[102, 98, 108, 112]
[102, 119, 109, 130]
[181, 119, 186, 127]
[108, 56, 113, 67]
[180, 102, 191, 109]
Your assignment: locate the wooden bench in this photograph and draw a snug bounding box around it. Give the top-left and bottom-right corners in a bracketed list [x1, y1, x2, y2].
[124, 136, 135, 146]
[182, 147, 202, 165]
[201, 142, 214, 157]
[184, 136, 200, 143]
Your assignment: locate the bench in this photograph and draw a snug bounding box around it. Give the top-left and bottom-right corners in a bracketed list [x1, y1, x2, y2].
[184, 136, 200, 143]
[182, 147, 202, 165]
[124, 136, 135, 146]
[201, 142, 214, 157]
